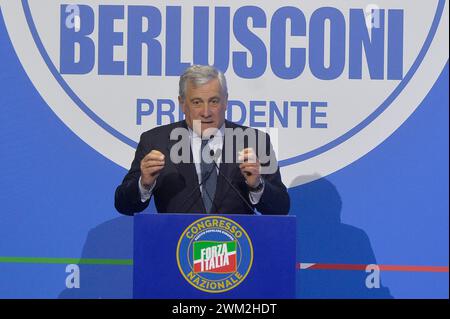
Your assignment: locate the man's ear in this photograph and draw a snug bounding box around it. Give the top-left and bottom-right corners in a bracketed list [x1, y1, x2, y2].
[178, 96, 185, 112]
[224, 93, 229, 109]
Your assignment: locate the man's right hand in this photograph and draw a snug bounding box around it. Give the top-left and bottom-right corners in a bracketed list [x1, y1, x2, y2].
[140, 150, 165, 189]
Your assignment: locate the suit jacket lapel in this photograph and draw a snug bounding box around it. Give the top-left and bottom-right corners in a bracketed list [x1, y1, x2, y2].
[167, 122, 206, 213]
[212, 122, 241, 213]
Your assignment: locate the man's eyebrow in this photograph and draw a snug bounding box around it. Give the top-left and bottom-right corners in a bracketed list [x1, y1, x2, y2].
[208, 96, 221, 101]
[190, 97, 203, 102]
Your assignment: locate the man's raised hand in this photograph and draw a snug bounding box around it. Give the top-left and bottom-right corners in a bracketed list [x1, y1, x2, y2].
[140, 150, 165, 189]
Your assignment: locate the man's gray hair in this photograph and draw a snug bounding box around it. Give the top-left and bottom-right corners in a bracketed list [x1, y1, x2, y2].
[179, 65, 228, 100]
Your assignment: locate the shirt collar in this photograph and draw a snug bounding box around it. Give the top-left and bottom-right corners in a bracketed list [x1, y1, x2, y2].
[188, 123, 225, 141]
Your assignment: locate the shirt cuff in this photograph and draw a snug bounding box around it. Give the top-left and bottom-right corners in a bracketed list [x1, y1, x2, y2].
[248, 181, 265, 205]
[138, 177, 156, 203]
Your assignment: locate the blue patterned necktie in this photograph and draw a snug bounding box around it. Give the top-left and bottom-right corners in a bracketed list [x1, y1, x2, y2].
[201, 139, 217, 213]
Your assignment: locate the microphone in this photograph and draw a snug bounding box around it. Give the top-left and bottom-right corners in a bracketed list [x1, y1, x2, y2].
[170, 144, 217, 213]
[210, 148, 256, 214]
[177, 167, 215, 212]
[169, 136, 256, 214]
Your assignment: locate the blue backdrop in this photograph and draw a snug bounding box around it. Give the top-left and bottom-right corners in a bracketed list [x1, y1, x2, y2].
[0, 7, 448, 298]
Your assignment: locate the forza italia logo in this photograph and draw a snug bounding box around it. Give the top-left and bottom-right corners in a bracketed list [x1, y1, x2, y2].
[193, 241, 237, 273]
[176, 216, 253, 293]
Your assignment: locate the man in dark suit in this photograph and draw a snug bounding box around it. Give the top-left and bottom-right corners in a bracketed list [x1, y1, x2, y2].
[115, 65, 290, 215]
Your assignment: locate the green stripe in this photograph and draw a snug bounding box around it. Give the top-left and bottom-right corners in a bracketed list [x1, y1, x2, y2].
[0, 256, 133, 265]
[193, 241, 236, 260]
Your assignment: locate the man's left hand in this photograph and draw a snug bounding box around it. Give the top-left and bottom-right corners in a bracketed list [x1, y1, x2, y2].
[238, 148, 261, 188]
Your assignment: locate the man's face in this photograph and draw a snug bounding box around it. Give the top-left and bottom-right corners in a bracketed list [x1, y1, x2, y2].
[179, 78, 228, 135]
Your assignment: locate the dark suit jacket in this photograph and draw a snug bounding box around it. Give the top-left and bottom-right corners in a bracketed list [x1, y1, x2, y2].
[115, 120, 290, 215]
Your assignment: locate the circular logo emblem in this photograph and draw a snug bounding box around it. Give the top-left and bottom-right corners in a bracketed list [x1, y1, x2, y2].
[1, 1, 448, 187]
[176, 216, 253, 293]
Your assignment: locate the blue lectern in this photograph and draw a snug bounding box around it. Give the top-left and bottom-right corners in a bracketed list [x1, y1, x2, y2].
[133, 214, 296, 299]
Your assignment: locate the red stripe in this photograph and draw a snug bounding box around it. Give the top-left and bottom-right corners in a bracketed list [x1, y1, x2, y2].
[297, 263, 449, 273]
[194, 254, 237, 273]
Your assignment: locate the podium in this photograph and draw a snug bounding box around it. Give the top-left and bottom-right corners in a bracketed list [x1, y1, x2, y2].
[134, 214, 296, 299]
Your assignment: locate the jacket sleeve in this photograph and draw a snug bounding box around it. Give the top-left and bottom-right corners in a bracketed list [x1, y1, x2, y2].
[254, 132, 290, 215]
[114, 133, 152, 215]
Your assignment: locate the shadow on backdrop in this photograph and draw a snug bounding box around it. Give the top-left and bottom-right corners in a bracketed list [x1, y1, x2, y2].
[291, 175, 392, 298]
[59, 175, 392, 298]
[59, 216, 134, 299]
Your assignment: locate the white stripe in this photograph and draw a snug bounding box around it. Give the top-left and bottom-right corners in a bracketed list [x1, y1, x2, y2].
[193, 251, 236, 264]
[299, 263, 316, 269]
